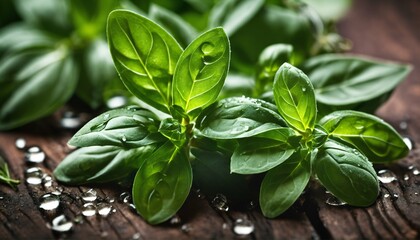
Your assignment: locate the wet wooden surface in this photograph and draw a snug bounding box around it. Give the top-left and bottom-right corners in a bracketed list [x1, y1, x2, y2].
[1, 0, 420, 239]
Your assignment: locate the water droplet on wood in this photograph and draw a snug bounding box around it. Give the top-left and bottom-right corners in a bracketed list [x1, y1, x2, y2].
[326, 195, 347, 206]
[399, 121, 408, 130]
[97, 202, 112, 217]
[413, 168, 420, 176]
[25, 167, 43, 185]
[51, 215, 73, 232]
[119, 192, 131, 203]
[15, 138, 26, 150]
[24, 146, 46, 163]
[132, 233, 141, 240]
[39, 193, 60, 210]
[81, 189, 97, 202]
[233, 218, 254, 236]
[181, 224, 192, 233]
[170, 215, 181, 225]
[377, 169, 397, 184]
[82, 203, 96, 217]
[211, 194, 229, 212]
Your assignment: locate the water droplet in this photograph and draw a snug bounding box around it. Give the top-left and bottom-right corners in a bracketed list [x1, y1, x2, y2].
[230, 126, 250, 135]
[119, 192, 131, 203]
[121, 135, 127, 143]
[42, 174, 53, 187]
[392, 193, 399, 200]
[24, 146, 46, 163]
[415, 192, 419, 196]
[25, 167, 43, 185]
[107, 95, 128, 109]
[377, 169, 397, 184]
[408, 165, 414, 170]
[39, 193, 60, 210]
[129, 203, 136, 211]
[60, 111, 82, 129]
[103, 113, 110, 120]
[132, 233, 141, 240]
[201, 42, 214, 55]
[399, 121, 408, 130]
[403, 137, 414, 150]
[81, 189, 97, 202]
[82, 203, 96, 217]
[170, 215, 181, 225]
[51, 215, 73, 232]
[90, 122, 106, 132]
[211, 194, 229, 212]
[355, 125, 364, 130]
[384, 193, 390, 198]
[404, 174, 410, 181]
[97, 202, 112, 217]
[181, 224, 192, 233]
[15, 138, 26, 150]
[0, 196, 4, 200]
[233, 218, 254, 236]
[301, 87, 306, 92]
[326, 195, 347, 206]
[222, 223, 229, 230]
[413, 168, 420, 176]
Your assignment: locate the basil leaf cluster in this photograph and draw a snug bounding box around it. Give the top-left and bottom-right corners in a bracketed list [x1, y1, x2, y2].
[197, 63, 409, 218]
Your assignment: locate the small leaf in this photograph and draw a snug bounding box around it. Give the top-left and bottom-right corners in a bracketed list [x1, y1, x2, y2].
[0, 154, 20, 189]
[319, 110, 409, 163]
[54, 145, 156, 184]
[172, 27, 230, 119]
[314, 139, 379, 206]
[273, 63, 317, 133]
[259, 151, 310, 218]
[68, 107, 163, 148]
[132, 142, 192, 224]
[300, 54, 411, 106]
[107, 10, 183, 113]
[158, 118, 187, 147]
[231, 128, 296, 174]
[196, 97, 287, 139]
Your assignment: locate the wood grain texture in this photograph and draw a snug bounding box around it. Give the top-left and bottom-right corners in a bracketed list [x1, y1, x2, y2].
[1, 0, 419, 239]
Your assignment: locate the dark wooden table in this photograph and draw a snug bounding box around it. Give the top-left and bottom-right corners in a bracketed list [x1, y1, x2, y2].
[1, 0, 419, 239]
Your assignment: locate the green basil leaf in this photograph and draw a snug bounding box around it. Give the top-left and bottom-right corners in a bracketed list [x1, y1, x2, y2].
[70, 0, 118, 39]
[273, 63, 317, 133]
[132, 141, 192, 224]
[219, 72, 254, 99]
[231, 128, 297, 174]
[255, 44, 293, 96]
[0, 154, 20, 189]
[149, 4, 198, 48]
[208, 0, 264, 36]
[259, 151, 310, 218]
[0, 48, 78, 130]
[14, 0, 71, 35]
[315, 139, 379, 206]
[319, 110, 409, 163]
[76, 39, 116, 109]
[196, 97, 287, 139]
[300, 54, 411, 106]
[158, 118, 187, 147]
[191, 146, 250, 203]
[68, 107, 163, 148]
[54, 145, 155, 184]
[172, 27, 230, 119]
[107, 10, 183, 113]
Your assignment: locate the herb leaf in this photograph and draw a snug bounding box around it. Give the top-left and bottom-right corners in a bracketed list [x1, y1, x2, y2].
[259, 151, 310, 218]
[314, 139, 379, 206]
[172, 27, 230, 119]
[53, 145, 156, 184]
[107, 10, 183, 113]
[231, 129, 296, 174]
[0, 154, 20, 189]
[196, 97, 287, 139]
[68, 107, 163, 148]
[132, 141, 192, 224]
[319, 110, 409, 163]
[301, 54, 411, 107]
[273, 63, 317, 133]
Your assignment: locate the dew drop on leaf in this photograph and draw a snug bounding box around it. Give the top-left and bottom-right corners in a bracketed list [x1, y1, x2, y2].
[103, 113, 110, 120]
[377, 169, 397, 184]
[121, 135, 127, 143]
[211, 194, 229, 212]
[200, 42, 214, 55]
[233, 218, 254, 236]
[39, 193, 60, 211]
[24, 146, 46, 163]
[15, 138, 26, 150]
[301, 87, 306, 92]
[51, 215, 73, 232]
[90, 122, 106, 132]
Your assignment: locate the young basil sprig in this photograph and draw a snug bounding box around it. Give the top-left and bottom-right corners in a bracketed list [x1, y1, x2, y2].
[55, 10, 230, 225]
[197, 62, 408, 218]
[0, 154, 20, 190]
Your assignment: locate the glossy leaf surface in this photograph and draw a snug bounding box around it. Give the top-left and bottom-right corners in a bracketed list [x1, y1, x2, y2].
[273, 63, 317, 133]
[301, 54, 411, 106]
[132, 142, 192, 224]
[260, 152, 310, 218]
[172, 27, 230, 119]
[68, 107, 163, 148]
[196, 97, 287, 139]
[320, 110, 409, 163]
[107, 10, 183, 113]
[315, 139, 379, 206]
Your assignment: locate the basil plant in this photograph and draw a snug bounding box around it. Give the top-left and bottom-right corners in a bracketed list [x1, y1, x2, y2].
[54, 10, 409, 223]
